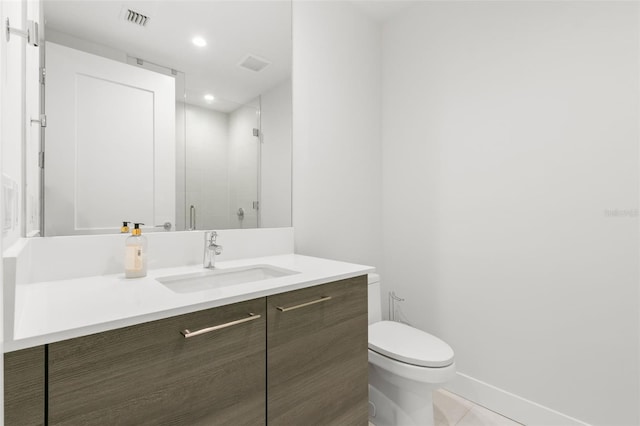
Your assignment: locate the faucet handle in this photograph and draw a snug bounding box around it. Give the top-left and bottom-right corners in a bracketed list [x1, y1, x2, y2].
[205, 230, 218, 244]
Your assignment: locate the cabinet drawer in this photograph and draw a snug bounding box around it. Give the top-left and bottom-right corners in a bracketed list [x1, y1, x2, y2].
[49, 297, 266, 426]
[267, 275, 368, 425]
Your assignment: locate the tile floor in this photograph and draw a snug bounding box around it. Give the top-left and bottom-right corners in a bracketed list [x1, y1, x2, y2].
[370, 389, 523, 426]
[433, 389, 522, 426]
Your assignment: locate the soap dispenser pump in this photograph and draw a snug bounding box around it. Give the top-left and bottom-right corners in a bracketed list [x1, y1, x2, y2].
[125, 223, 147, 278]
[120, 221, 131, 233]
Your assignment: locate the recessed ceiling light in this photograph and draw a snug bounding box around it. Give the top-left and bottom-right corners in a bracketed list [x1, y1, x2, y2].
[204, 94, 214, 102]
[192, 37, 207, 47]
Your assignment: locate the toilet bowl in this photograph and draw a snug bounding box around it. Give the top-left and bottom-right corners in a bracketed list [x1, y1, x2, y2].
[368, 274, 455, 426]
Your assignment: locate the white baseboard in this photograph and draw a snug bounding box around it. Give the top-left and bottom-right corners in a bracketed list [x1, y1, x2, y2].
[445, 372, 590, 426]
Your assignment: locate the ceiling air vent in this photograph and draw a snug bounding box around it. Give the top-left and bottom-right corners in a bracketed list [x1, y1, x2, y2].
[238, 55, 271, 72]
[125, 9, 150, 26]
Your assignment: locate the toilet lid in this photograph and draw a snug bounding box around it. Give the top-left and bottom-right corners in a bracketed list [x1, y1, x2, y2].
[368, 321, 454, 368]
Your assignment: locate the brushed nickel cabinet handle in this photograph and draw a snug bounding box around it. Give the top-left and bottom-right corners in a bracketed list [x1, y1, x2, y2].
[181, 313, 260, 338]
[276, 296, 332, 312]
[189, 205, 196, 230]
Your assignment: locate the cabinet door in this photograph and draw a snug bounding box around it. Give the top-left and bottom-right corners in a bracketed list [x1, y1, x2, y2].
[48, 298, 266, 425]
[267, 276, 368, 425]
[5, 346, 45, 425]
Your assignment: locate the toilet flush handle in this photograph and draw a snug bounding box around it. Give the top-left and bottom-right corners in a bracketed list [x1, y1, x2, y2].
[389, 291, 405, 321]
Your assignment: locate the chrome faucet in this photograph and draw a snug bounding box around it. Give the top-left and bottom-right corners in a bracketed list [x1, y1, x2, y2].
[204, 231, 223, 269]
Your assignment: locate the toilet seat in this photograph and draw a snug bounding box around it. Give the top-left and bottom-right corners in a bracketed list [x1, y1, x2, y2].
[368, 321, 454, 368]
[369, 348, 457, 385]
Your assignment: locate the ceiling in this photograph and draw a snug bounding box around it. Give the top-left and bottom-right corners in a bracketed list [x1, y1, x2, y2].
[43, 0, 292, 112]
[348, 0, 416, 23]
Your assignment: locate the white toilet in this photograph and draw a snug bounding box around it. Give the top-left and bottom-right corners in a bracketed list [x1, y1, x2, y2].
[368, 274, 456, 426]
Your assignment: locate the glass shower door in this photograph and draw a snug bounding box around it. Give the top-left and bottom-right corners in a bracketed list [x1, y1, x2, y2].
[184, 99, 260, 230]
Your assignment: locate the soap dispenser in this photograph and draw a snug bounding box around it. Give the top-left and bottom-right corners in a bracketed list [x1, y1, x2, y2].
[125, 223, 147, 278]
[120, 221, 131, 233]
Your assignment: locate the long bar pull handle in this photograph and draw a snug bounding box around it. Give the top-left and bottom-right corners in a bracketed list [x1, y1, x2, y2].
[189, 205, 196, 230]
[181, 313, 260, 338]
[154, 222, 172, 231]
[276, 296, 332, 312]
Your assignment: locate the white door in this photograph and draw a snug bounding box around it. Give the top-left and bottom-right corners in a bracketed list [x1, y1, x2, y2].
[44, 42, 175, 235]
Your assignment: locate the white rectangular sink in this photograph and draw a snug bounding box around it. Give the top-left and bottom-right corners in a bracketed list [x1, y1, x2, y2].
[157, 265, 299, 294]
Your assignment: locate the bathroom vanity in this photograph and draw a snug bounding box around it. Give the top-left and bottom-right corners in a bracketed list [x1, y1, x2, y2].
[4, 244, 371, 425]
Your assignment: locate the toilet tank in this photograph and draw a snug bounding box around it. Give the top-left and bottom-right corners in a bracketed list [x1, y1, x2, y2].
[368, 273, 382, 324]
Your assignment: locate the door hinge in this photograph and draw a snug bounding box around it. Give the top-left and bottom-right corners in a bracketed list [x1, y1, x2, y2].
[38, 151, 44, 169]
[252, 128, 260, 137]
[40, 67, 45, 85]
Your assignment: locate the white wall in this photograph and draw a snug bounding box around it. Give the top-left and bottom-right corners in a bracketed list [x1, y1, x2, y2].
[0, 1, 6, 421]
[261, 79, 292, 228]
[292, 1, 382, 268]
[0, 0, 37, 416]
[0, 0, 5, 415]
[2, 0, 26, 249]
[381, 2, 639, 425]
[24, 0, 40, 237]
[46, 28, 126, 63]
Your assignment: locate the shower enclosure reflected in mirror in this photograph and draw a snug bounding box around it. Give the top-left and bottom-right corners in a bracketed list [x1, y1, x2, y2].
[39, 0, 292, 236]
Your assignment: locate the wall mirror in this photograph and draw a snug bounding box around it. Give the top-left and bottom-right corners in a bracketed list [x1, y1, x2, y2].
[39, 0, 292, 236]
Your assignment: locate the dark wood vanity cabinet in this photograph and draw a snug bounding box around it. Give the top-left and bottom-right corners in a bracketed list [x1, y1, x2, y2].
[48, 297, 266, 425]
[267, 275, 369, 425]
[4, 346, 45, 425]
[4, 276, 368, 425]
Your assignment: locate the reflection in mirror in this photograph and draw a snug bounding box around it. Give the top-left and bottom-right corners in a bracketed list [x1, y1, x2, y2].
[40, 1, 292, 236]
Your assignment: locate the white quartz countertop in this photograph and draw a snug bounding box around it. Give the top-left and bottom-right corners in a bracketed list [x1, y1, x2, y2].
[7, 254, 374, 352]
